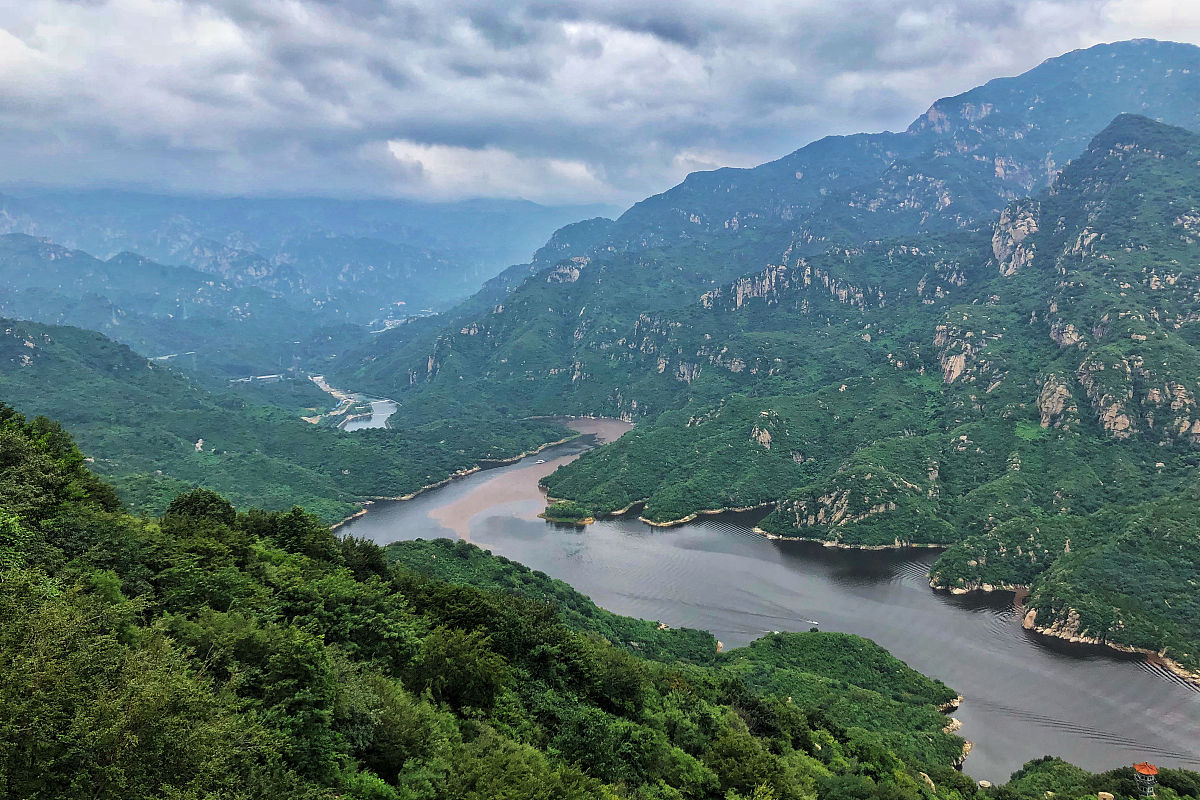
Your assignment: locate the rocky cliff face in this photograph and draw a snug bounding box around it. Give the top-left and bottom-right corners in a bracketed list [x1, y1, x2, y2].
[1036, 374, 1078, 429]
[764, 460, 953, 547]
[992, 202, 1039, 277]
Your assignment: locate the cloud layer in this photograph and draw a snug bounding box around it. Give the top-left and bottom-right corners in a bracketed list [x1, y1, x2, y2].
[2, 0, 1199, 204]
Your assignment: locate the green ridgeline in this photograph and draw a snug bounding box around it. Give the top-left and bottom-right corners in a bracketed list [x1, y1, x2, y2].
[0, 320, 571, 523]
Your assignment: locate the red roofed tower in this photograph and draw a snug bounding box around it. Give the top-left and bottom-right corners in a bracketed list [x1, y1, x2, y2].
[1134, 763, 1159, 797]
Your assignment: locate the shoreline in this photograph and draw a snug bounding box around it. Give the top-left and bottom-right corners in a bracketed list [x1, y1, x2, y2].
[937, 694, 964, 713]
[538, 513, 595, 525]
[538, 496, 646, 522]
[637, 502, 776, 528]
[955, 740, 974, 768]
[753, 526, 947, 551]
[1022, 608, 1200, 687]
[328, 432, 583, 530]
[931, 581, 1200, 688]
[329, 506, 370, 531]
[937, 695, 971, 767]
[929, 579, 1027, 596]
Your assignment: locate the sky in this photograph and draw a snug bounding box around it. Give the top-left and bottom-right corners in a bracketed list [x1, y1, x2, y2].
[1, 1, 1199, 206]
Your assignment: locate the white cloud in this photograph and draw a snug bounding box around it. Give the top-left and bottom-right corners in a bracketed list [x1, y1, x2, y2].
[386, 139, 609, 203]
[0, 0, 1197, 203]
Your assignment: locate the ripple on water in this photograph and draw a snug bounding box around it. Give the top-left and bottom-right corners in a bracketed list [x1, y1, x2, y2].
[338, 440, 1200, 782]
[972, 697, 1198, 760]
[1136, 659, 1200, 693]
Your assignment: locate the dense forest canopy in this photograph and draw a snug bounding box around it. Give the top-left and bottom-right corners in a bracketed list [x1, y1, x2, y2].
[3, 405, 1197, 799]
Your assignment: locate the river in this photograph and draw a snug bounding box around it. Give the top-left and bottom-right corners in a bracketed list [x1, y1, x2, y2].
[339, 418, 1200, 783]
[309, 375, 397, 431]
[341, 398, 397, 431]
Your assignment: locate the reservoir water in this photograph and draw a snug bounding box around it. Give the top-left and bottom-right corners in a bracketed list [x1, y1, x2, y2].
[341, 397, 397, 431]
[339, 419, 1200, 783]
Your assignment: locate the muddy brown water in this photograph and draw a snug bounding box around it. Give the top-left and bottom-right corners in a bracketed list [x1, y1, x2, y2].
[340, 419, 1200, 783]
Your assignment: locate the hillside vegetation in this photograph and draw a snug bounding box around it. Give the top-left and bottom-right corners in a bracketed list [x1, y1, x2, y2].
[0, 318, 569, 522]
[3, 405, 1198, 799]
[544, 116, 1200, 672]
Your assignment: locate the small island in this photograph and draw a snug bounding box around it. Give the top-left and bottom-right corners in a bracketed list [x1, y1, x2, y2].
[539, 500, 596, 525]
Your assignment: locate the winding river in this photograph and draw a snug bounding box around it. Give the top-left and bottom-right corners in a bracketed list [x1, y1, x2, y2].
[339, 419, 1200, 783]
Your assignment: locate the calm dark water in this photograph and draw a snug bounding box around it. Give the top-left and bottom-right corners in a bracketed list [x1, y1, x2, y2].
[341, 421, 1200, 783]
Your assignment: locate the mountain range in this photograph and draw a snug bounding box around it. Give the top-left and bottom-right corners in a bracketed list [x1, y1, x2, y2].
[330, 39, 1200, 676]
[0, 191, 617, 322]
[3, 34, 1200, 799]
[1, 37, 1197, 678]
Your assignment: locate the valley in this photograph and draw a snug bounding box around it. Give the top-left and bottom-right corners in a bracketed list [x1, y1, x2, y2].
[330, 47, 1200, 684]
[4, 25, 1200, 800]
[339, 420, 1200, 782]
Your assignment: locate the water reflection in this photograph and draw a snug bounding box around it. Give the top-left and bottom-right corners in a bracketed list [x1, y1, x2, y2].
[340, 421, 1200, 783]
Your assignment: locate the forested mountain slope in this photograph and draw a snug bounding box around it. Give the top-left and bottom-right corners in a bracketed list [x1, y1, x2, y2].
[330, 45, 1200, 678]
[542, 115, 1200, 675]
[3, 407, 1198, 799]
[612, 39, 1200, 248]
[339, 39, 1200, 407]
[0, 318, 567, 522]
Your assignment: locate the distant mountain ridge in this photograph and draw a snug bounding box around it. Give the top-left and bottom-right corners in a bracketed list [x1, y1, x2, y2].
[0, 190, 618, 323]
[0, 232, 356, 378]
[611, 39, 1200, 248]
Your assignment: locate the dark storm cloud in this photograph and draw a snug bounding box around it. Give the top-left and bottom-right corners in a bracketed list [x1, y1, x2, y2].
[0, 0, 1195, 203]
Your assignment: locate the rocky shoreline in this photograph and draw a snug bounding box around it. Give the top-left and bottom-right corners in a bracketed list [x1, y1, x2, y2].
[534, 498, 773, 529]
[954, 740, 974, 768]
[538, 512, 595, 525]
[639, 502, 775, 528]
[935, 694, 972, 766]
[931, 580, 1200, 688]
[1021, 607, 1200, 687]
[928, 578, 1026, 595]
[754, 526, 947, 550]
[937, 694, 964, 713]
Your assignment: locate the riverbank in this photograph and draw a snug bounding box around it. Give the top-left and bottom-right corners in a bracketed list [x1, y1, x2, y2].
[638, 502, 776, 528]
[538, 512, 595, 525]
[931, 579, 1200, 688]
[381, 433, 583, 501]
[329, 506, 370, 531]
[538, 499, 773, 529]
[331, 418, 633, 532]
[325, 433, 582, 530]
[938, 694, 964, 713]
[754, 526, 947, 551]
[929, 578, 1027, 595]
[1022, 607, 1200, 687]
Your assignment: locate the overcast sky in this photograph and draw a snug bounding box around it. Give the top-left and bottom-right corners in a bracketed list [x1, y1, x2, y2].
[1, 1, 1199, 205]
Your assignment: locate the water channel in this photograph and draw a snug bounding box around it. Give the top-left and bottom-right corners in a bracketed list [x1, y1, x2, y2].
[340, 419, 1200, 783]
